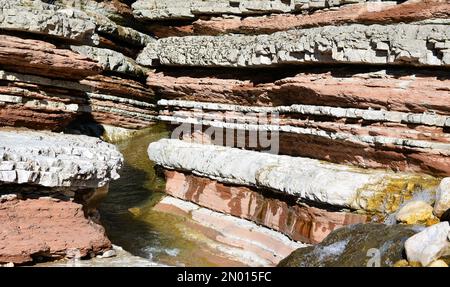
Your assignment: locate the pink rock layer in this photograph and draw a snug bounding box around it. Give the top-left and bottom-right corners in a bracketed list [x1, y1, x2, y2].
[0, 197, 111, 265]
[149, 69, 450, 115]
[0, 73, 156, 131]
[163, 170, 368, 244]
[148, 0, 450, 37]
[0, 35, 102, 80]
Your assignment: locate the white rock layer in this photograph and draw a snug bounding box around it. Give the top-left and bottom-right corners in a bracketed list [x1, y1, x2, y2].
[0, 130, 123, 188]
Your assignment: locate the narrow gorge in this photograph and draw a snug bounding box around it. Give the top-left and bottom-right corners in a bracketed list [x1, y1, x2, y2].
[0, 0, 449, 267]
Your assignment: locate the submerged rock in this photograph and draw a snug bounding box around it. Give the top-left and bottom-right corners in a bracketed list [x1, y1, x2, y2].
[405, 222, 450, 266]
[278, 223, 419, 267]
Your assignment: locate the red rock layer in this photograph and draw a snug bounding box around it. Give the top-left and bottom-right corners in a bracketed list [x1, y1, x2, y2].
[173, 123, 450, 176]
[149, 69, 450, 115]
[164, 170, 368, 244]
[0, 72, 156, 131]
[0, 35, 102, 80]
[0, 197, 111, 265]
[148, 0, 450, 37]
[81, 74, 155, 101]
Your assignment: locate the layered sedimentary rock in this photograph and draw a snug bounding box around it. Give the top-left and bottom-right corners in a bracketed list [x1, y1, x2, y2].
[138, 23, 450, 67]
[164, 170, 367, 243]
[0, 130, 123, 264]
[0, 0, 98, 44]
[191, 1, 450, 36]
[0, 35, 102, 80]
[0, 0, 157, 133]
[149, 139, 440, 214]
[0, 196, 112, 265]
[132, 0, 370, 20]
[0, 130, 122, 188]
[154, 196, 306, 266]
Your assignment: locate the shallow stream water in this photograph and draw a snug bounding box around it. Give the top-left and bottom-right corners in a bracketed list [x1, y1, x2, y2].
[98, 124, 245, 267]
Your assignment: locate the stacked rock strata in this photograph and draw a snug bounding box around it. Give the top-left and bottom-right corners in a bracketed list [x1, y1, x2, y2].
[0, 0, 157, 139]
[0, 130, 123, 264]
[0, 0, 449, 266]
[143, 0, 450, 253]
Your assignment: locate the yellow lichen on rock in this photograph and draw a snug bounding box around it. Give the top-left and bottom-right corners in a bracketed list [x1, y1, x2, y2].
[396, 200, 437, 225]
[361, 175, 440, 214]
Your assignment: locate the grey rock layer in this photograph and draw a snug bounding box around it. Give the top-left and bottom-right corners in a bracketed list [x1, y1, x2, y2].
[137, 23, 450, 67]
[71, 45, 149, 78]
[0, 130, 123, 188]
[0, 0, 98, 45]
[132, 0, 371, 20]
[147, 139, 438, 212]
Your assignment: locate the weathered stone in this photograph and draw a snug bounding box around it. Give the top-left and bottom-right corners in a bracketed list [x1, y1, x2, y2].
[0, 0, 98, 44]
[278, 223, 419, 267]
[148, 69, 450, 115]
[0, 70, 156, 131]
[148, 139, 440, 213]
[434, 178, 450, 218]
[0, 35, 102, 80]
[56, 0, 134, 24]
[395, 201, 437, 225]
[0, 129, 123, 188]
[405, 222, 450, 266]
[71, 45, 149, 78]
[151, 68, 450, 176]
[138, 23, 450, 68]
[132, 0, 370, 20]
[154, 196, 307, 266]
[191, 1, 450, 36]
[164, 170, 367, 243]
[0, 197, 111, 264]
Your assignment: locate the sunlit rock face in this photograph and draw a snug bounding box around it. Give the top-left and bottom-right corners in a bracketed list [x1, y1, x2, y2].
[164, 170, 368, 244]
[0, 129, 124, 265]
[148, 139, 440, 214]
[0, 0, 449, 267]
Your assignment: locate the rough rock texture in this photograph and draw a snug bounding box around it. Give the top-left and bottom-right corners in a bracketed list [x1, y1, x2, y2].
[149, 69, 450, 114]
[434, 178, 450, 218]
[0, 196, 111, 265]
[190, 1, 450, 36]
[395, 200, 436, 225]
[132, 0, 370, 20]
[0, 69, 156, 131]
[0, 35, 102, 80]
[138, 23, 450, 67]
[152, 68, 450, 176]
[71, 45, 149, 78]
[149, 139, 440, 213]
[278, 223, 420, 267]
[0, 130, 123, 188]
[154, 196, 306, 266]
[0, 0, 98, 44]
[164, 170, 367, 243]
[405, 222, 450, 266]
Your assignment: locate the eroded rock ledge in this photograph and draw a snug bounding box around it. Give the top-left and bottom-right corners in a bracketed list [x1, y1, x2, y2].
[148, 139, 440, 214]
[0, 196, 112, 265]
[138, 23, 450, 67]
[132, 0, 372, 20]
[0, 130, 122, 188]
[0, 129, 123, 265]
